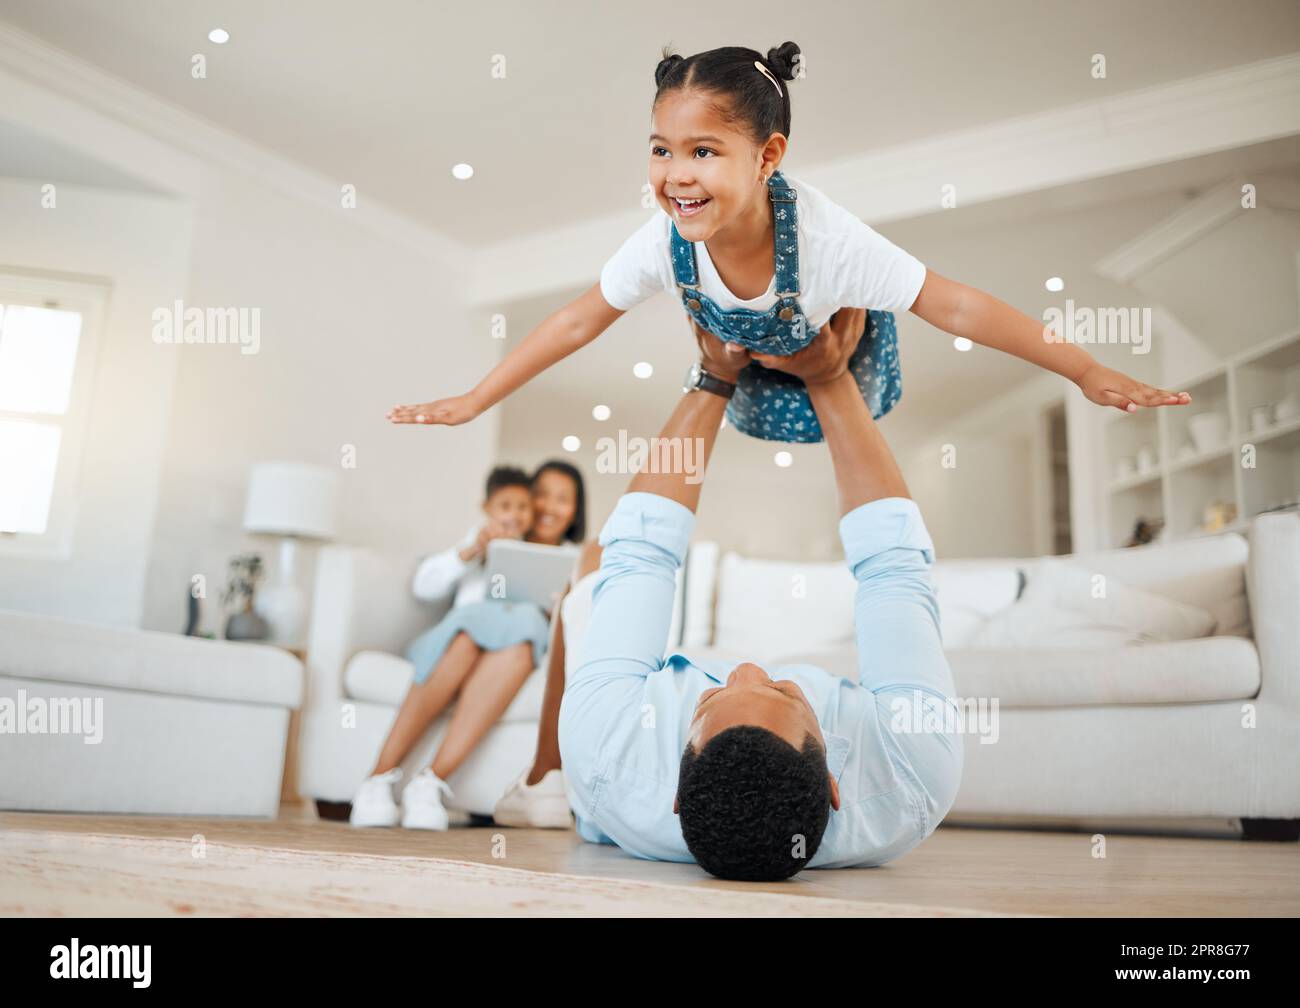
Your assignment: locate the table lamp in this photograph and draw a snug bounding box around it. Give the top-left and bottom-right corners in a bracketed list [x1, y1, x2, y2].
[242, 461, 339, 646]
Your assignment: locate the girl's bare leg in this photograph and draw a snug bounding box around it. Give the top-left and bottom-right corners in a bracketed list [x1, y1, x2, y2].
[430, 641, 537, 780]
[370, 631, 481, 774]
[525, 540, 603, 785]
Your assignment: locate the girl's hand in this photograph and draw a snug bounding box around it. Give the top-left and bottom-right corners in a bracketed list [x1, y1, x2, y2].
[387, 394, 480, 426]
[461, 517, 516, 562]
[749, 306, 865, 386]
[1074, 364, 1191, 413]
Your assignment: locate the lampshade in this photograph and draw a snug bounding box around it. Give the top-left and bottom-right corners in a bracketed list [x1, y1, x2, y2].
[242, 461, 339, 539]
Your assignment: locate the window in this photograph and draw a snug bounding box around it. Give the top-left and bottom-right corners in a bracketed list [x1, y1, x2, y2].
[0, 273, 107, 557]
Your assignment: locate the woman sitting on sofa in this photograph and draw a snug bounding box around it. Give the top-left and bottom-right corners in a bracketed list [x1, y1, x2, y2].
[349, 460, 586, 830]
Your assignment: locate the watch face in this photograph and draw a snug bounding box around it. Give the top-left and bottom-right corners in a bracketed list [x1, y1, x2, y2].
[683, 361, 701, 393]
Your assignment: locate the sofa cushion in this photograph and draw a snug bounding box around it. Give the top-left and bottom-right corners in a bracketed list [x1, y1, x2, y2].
[929, 561, 1024, 647]
[713, 553, 856, 656]
[765, 636, 1259, 707]
[1056, 532, 1249, 638]
[344, 649, 545, 723]
[970, 563, 1217, 647]
[713, 553, 1025, 654]
[0, 608, 302, 708]
[951, 636, 1260, 706]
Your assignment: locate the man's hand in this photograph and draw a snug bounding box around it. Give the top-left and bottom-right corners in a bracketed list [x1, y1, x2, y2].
[1073, 363, 1191, 413]
[749, 307, 866, 386]
[691, 319, 750, 384]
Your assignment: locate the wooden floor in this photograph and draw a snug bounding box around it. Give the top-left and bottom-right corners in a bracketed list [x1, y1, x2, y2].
[3, 803, 1297, 916]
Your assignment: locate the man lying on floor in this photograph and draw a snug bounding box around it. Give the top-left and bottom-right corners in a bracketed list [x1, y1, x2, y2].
[556, 307, 963, 881]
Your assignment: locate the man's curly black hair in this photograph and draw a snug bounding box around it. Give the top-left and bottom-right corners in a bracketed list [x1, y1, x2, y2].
[677, 725, 831, 881]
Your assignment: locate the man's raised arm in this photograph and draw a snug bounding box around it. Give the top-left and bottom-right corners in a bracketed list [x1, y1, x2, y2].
[569, 342, 736, 683]
[560, 325, 747, 753]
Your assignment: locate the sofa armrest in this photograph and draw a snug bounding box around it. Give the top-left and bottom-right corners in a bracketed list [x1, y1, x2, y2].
[305, 545, 450, 711]
[1246, 512, 1300, 707]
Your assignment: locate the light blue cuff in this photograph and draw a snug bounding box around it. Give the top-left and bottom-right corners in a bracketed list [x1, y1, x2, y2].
[598, 492, 696, 566]
[838, 497, 935, 568]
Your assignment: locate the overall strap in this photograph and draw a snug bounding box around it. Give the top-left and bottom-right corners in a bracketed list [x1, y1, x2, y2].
[669, 222, 699, 290]
[768, 170, 800, 298]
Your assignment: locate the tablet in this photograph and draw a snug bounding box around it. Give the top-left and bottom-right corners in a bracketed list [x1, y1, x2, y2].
[485, 538, 582, 611]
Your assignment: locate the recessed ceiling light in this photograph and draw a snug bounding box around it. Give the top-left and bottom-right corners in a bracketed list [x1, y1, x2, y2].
[1045, 276, 1064, 292]
[452, 163, 474, 180]
[208, 28, 229, 44]
[953, 337, 973, 352]
[592, 404, 610, 421]
[774, 450, 793, 468]
[562, 435, 580, 452]
[633, 362, 653, 379]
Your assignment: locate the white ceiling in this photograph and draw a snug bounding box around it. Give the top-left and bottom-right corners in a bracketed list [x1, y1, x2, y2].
[1, 0, 1298, 245]
[0, 118, 169, 192]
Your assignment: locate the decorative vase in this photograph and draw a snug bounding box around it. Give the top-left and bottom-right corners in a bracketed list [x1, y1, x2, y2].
[226, 606, 270, 641]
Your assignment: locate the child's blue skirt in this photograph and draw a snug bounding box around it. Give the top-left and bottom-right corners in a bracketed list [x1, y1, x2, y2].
[404, 599, 550, 685]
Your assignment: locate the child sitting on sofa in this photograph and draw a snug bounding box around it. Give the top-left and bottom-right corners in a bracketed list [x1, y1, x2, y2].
[350, 463, 585, 830]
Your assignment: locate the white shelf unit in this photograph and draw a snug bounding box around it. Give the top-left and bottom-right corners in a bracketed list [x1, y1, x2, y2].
[1104, 326, 1300, 547]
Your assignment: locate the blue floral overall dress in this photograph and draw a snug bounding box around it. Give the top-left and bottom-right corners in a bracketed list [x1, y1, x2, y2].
[670, 169, 903, 442]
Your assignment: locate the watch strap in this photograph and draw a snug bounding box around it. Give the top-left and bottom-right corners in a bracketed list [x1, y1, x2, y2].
[696, 368, 736, 399]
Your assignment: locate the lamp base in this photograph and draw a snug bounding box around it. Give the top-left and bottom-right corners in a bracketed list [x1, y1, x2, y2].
[255, 537, 306, 647]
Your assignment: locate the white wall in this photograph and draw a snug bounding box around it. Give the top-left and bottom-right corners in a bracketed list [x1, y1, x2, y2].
[887, 189, 1193, 558]
[139, 168, 502, 636]
[0, 94, 502, 635]
[0, 176, 192, 625]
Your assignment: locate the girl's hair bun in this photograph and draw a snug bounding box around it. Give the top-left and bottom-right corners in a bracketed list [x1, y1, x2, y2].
[655, 46, 684, 88]
[765, 41, 800, 82]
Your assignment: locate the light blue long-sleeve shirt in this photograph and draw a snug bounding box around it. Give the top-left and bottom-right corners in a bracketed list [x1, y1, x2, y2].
[558, 490, 964, 869]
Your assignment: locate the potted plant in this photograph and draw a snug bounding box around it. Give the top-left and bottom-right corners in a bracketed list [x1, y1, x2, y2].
[223, 553, 270, 641]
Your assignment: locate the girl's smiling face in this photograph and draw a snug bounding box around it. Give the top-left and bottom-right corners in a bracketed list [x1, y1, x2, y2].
[649, 89, 785, 243]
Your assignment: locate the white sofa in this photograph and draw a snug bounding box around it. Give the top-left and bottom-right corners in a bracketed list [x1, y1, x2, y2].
[299, 513, 1299, 838]
[739, 514, 1298, 838]
[0, 609, 302, 817]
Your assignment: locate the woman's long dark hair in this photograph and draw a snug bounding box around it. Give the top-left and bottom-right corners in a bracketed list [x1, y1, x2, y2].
[531, 459, 586, 543]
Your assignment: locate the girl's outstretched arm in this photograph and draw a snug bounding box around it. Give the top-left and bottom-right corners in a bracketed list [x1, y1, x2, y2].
[907, 269, 1192, 414]
[388, 282, 625, 425]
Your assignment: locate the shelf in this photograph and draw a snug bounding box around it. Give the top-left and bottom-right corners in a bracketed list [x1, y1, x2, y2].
[1167, 444, 1232, 474]
[1243, 415, 1300, 449]
[1100, 326, 1300, 547]
[1109, 469, 1162, 494]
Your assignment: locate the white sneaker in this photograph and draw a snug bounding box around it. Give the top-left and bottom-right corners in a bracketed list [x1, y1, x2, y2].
[493, 768, 572, 828]
[349, 767, 402, 827]
[401, 768, 454, 830]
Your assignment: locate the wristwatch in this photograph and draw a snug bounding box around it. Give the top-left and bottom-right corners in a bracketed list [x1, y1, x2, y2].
[683, 361, 737, 399]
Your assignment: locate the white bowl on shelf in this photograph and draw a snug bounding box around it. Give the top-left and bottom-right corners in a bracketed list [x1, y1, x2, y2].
[1187, 412, 1227, 454]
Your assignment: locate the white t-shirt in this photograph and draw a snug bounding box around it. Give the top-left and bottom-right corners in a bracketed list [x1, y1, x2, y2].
[599, 173, 926, 332]
[411, 523, 487, 610]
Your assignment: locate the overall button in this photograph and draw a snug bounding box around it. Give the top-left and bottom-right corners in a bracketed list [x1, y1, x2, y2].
[687, 298, 701, 311]
[778, 307, 794, 321]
